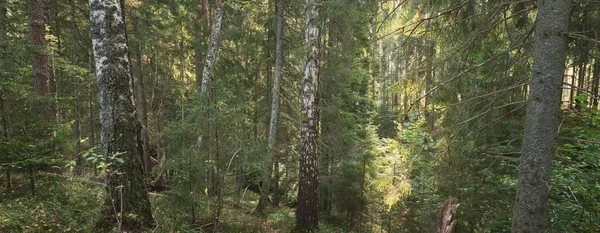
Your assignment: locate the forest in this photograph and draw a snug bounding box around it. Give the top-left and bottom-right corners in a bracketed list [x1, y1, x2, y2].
[0, 0, 599, 232]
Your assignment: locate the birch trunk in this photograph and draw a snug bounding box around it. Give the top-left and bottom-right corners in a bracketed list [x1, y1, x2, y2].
[257, 0, 285, 213]
[511, 0, 571, 232]
[296, 0, 321, 230]
[89, 0, 154, 230]
[199, 0, 223, 98]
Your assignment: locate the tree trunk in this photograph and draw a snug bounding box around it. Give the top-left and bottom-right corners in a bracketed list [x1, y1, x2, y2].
[28, 0, 51, 122]
[89, 0, 155, 231]
[437, 198, 459, 233]
[296, 0, 321, 231]
[511, 1, 571, 232]
[70, 0, 83, 175]
[0, 0, 9, 189]
[570, 68, 576, 109]
[194, 0, 209, 85]
[591, 59, 599, 109]
[199, 0, 223, 197]
[0, 94, 10, 189]
[88, 56, 97, 176]
[257, 0, 285, 213]
[132, 14, 153, 182]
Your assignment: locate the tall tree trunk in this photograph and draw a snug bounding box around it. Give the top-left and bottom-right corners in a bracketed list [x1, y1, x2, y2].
[511, 1, 571, 232]
[575, 64, 585, 112]
[132, 13, 153, 182]
[28, 0, 51, 122]
[194, 0, 209, 85]
[89, 0, 154, 230]
[257, 0, 285, 213]
[0, 95, 10, 188]
[570, 67, 576, 109]
[296, 0, 321, 231]
[591, 59, 599, 109]
[0, 4, 9, 185]
[71, 0, 83, 175]
[199, 0, 224, 197]
[88, 56, 97, 176]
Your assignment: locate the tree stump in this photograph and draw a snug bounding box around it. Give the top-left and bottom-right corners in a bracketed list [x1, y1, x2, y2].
[437, 198, 459, 233]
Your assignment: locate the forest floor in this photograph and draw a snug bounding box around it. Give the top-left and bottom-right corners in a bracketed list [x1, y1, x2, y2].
[0, 173, 346, 233]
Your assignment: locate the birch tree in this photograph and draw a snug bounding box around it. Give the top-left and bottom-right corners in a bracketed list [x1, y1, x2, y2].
[89, 0, 154, 230]
[257, 0, 285, 213]
[296, 0, 321, 230]
[511, 0, 571, 232]
[199, 0, 224, 197]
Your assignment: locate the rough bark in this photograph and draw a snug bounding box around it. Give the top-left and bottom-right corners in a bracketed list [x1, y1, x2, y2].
[132, 14, 153, 182]
[28, 0, 51, 122]
[71, 0, 83, 175]
[511, 1, 571, 232]
[296, 0, 321, 231]
[89, 0, 154, 231]
[257, 0, 285, 213]
[437, 198, 459, 233]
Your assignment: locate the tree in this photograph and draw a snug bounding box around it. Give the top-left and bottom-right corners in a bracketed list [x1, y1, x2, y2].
[70, 0, 82, 175]
[511, 0, 571, 232]
[28, 0, 51, 121]
[296, 0, 321, 231]
[199, 0, 224, 198]
[89, 0, 154, 231]
[257, 0, 285, 213]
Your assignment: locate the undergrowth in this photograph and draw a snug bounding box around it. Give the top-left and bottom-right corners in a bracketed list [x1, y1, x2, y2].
[0, 174, 348, 233]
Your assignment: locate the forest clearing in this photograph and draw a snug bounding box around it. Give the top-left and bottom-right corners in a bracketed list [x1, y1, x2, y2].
[0, 0, 599, 232]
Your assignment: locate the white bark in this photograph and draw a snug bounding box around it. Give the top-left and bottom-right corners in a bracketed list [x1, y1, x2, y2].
[199, 0, 224, 98]
[89, 0, 154, 229]
[258, 0, 285, 211]
[296, 0, 321, 230]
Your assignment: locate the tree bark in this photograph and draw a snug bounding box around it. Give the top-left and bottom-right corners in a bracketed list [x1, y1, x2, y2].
[257, 0, 285, 213]
[511, 1, 571, 232]
[28, 0, 51, 122]
[71, 0, 83, 175]
[437, 198, 459, 233]
[296, 0, 321, 231]
[198, 0, 224, 197]
[194, 0, 209, 85]
[0, 94, 10, 188]
[89, 0, 155, 231]
[591, 59, 599, 109]
[132, 13, 153, 182]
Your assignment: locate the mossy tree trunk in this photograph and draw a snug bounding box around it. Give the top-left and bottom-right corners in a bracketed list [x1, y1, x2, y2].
[89, 0, 155, 231]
